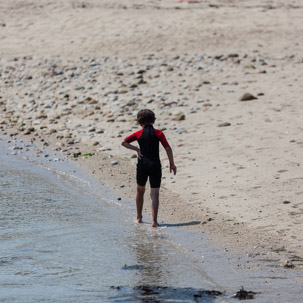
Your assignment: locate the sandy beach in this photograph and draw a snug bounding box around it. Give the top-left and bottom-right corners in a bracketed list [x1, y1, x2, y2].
[1, 0, 303, 273]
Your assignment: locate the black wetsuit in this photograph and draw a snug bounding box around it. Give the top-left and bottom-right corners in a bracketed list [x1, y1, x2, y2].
[124, 124, 170, 188]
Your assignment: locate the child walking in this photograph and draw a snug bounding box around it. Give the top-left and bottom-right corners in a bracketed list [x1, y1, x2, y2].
[121, 109, 177, 227]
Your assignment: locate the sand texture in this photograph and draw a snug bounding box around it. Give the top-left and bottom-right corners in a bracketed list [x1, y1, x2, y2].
[1, 0, 303, 264]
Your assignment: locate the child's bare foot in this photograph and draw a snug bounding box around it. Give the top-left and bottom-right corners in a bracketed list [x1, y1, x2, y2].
[152, 221, 159, 228]
[134, 217, 143, 224]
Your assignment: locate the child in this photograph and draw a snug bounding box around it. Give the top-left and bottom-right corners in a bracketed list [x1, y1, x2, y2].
[121, 109, 177, 227]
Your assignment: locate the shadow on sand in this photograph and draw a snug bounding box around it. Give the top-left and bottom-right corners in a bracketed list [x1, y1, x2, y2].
[163, 221, 201, 228]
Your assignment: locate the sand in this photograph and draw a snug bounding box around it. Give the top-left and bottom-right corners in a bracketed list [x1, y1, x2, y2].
[1, 0, 303, 267]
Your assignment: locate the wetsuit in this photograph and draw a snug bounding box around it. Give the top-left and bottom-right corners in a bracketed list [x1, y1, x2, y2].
[123, 124, 170, 188]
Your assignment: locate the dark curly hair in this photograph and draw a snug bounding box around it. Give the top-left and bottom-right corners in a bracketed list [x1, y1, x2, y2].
[137, 109, 156, 125]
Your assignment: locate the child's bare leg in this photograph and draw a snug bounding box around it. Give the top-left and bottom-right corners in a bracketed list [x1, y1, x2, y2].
[150, 188, 160, 227]
[135, 185, 145, 223]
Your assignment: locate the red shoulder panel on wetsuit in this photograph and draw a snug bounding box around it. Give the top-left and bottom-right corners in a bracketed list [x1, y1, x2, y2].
[123, 129, 143, 143]
[154, 129, 170, 149]
[124, 128, 170, 149]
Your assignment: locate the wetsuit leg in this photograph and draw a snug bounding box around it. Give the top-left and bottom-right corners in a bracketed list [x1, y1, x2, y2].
[136, 162, 148, 186]
[149, 165, 162, 188]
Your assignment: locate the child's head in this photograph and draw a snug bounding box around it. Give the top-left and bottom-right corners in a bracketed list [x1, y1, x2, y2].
[137, 109, 156, 125]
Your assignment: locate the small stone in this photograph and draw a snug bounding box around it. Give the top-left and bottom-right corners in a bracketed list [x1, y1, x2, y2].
[36, 113, 48, 119]
[88, 99, 98, 104]
[93, 141, 99, 146]
[283, 200, 291, 204]
[111, 160, 118, 165]
[73, 152, 81, 158]
[49, 129, 57, 134]
[284, 260, 295, 269]
[172, 114, 185, 121]
[218, 122, 231, 127]
[239, 93, 257, 101]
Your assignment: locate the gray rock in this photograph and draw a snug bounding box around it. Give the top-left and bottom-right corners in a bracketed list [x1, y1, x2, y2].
[239, 93, 257, 101]
[218, 122, 231, 127]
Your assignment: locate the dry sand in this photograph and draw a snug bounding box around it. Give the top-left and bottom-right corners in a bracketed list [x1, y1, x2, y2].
[1, 0, 303, 268]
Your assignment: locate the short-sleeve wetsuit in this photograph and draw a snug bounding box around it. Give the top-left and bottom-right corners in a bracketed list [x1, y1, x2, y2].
[123, 124, 170, 188]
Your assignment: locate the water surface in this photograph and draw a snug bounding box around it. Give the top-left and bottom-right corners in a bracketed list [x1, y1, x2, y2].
[0, 140, 224, 303]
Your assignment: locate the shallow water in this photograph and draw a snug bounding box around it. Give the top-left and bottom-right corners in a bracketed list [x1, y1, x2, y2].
[0, 140, 224, 303]
[2, 136, 303, 303]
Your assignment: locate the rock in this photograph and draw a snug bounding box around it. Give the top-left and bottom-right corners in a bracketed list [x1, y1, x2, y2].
[232, 287, 256, 300]
[59, 124, 67, 130]
[218, 122, 231, 127]
[111, 160, 118, 165]
[73, 152, 81, 158]
[172, 114, 185, 121]
[227, 53, 239, 58]
[88, 98, 98, 104]
[36, 113, 48, 119]
[284, 260, 295, 269]
[244, 64, 256, 69]
[49, 129, 57, 134]
[93, 141, 99, 146]
[239, 93, 257, 101]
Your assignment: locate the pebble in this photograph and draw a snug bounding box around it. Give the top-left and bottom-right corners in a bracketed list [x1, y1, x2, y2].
[218, 122, 231, 127]
[111, 160, 118, 165]
[239, 93, 257, 101]
[172, 114, 185, 121]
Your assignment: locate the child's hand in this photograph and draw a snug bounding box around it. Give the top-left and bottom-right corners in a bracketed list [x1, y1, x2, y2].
[170, 164, 177, 175]
[137, 150, 143, 160]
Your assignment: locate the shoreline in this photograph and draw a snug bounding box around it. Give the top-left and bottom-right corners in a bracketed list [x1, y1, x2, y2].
[0, 126, 298, 262]
[1, 133, 303, 302]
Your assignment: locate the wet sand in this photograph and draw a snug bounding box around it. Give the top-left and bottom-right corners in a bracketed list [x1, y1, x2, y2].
[1, 0, 303, 289]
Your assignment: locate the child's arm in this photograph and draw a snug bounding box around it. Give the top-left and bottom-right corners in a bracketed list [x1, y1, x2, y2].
[121, 141, 143, 159]
[165, 147, 177, 175]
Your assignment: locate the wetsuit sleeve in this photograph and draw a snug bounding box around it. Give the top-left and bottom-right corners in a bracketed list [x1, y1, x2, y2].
[123, 130, 142, 143]
[155, 130, 170, 149]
